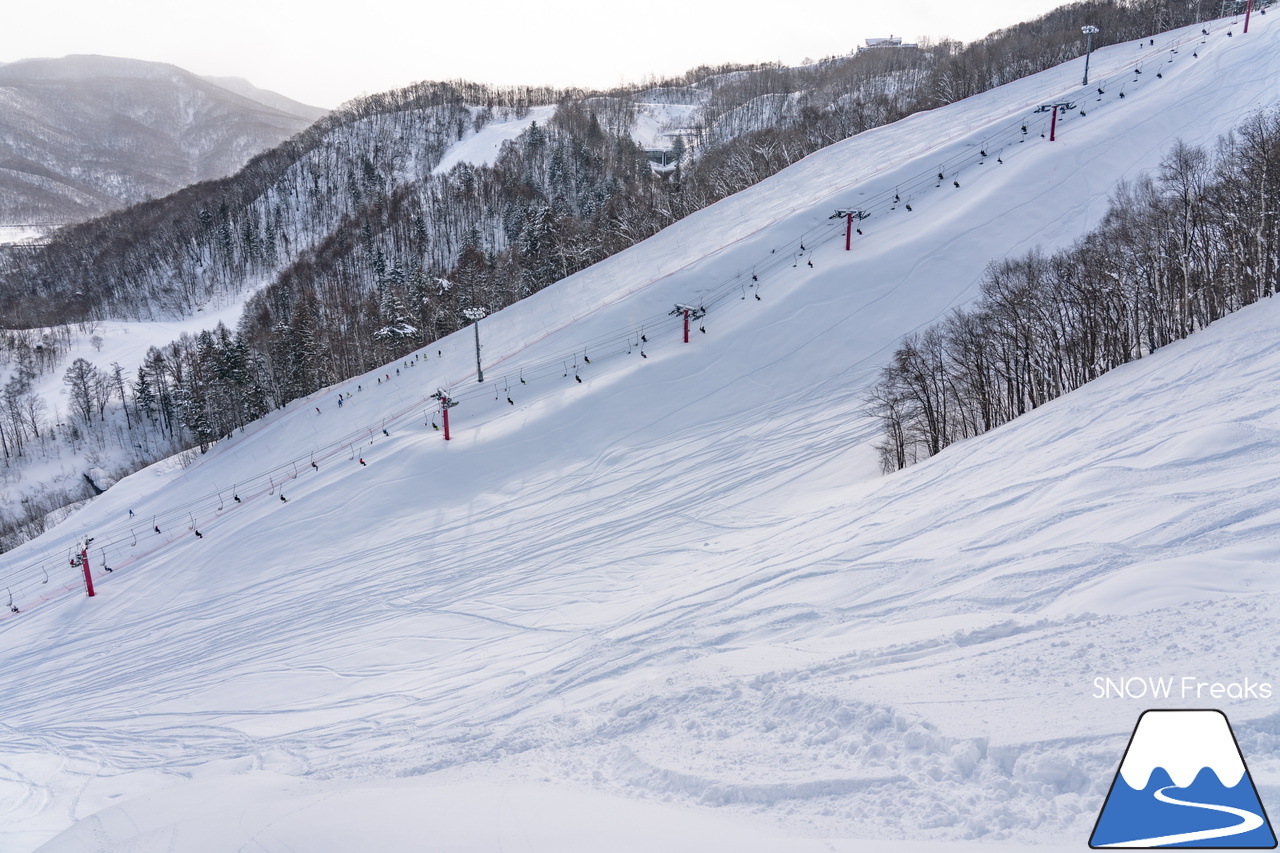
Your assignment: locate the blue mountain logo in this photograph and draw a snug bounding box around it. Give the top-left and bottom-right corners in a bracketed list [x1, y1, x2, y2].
[1091, 709, 1277, 848]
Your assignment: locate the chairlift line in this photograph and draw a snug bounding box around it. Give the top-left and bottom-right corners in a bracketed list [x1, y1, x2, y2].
[1, 35, 1192, 614]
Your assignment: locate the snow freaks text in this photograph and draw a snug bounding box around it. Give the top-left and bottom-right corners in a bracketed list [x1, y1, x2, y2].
[1093, 677, 1273, 700]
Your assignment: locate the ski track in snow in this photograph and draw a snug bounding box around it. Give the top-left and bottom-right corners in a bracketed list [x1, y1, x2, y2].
[2, 14, 1280, 853]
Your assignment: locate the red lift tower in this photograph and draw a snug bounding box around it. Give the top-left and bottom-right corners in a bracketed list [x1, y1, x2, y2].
[431, 389, 459, 440]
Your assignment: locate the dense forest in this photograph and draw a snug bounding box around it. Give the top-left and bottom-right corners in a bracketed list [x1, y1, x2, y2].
[867, 107, 1280, 471]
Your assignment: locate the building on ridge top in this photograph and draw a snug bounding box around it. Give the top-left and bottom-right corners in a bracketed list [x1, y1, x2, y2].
[859, 35, 919, 53]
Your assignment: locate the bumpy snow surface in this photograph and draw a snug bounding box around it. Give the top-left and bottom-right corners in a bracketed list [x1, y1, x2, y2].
[4, 15, 1280, 852]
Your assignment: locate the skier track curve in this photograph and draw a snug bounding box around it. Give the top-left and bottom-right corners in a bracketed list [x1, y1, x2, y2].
[1102, 784, 1265, 848]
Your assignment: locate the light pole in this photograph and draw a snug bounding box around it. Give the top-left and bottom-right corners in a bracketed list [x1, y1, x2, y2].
[461, 307, 486, 383]
[1082, 25, 1100, 86]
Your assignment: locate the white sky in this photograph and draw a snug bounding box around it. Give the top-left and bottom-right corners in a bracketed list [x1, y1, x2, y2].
[3, 0, 1073, 108]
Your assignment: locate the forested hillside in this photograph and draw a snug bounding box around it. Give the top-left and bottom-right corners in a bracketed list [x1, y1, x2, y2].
[0, 0, 1256, 552]
[2, 1, 1229, 324]
[869, 108, 1280, 471]
[0, 55, 324, 224]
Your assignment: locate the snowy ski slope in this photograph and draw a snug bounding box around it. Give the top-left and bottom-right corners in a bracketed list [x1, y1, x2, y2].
[3, 13, 1280, 852]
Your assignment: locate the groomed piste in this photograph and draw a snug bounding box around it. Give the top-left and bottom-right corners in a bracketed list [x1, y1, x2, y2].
[3, 11, 1280, 852]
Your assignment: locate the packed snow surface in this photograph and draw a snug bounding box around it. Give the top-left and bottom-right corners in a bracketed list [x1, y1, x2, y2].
[0, 225, 48, 244]
[432, 105, 556, 175]
[3, 14, 1280, 853]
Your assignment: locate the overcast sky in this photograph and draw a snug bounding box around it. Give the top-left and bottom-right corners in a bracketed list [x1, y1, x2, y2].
[3, 0, 1074, 108]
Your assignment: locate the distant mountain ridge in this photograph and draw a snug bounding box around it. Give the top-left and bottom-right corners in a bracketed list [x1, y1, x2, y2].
[0, 54, 326, 224]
